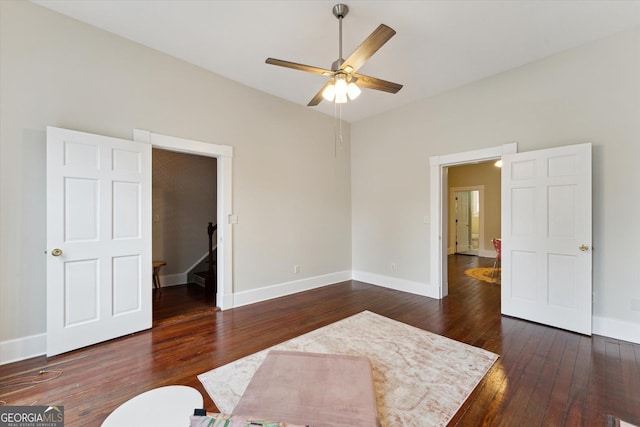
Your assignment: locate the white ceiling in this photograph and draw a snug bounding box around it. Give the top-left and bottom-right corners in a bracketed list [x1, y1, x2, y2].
[32, 0, 640, 123]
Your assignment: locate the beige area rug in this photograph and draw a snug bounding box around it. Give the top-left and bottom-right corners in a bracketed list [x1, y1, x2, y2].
[464, 267, 501, 284]
[607, 415, 639, 427]
[198, 311, 499, 426]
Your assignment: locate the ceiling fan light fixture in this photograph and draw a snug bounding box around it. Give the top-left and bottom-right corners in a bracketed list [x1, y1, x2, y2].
[335, 73, 348, 91]
[323, 74, 360, 103]
[334, 91, 348, 104]
[325, 73, 347, 103]
[347, 81, 361, 100]
[322, 84, 336, 101]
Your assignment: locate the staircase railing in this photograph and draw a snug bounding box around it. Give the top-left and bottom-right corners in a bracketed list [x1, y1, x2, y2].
[205, 222, 217, 301]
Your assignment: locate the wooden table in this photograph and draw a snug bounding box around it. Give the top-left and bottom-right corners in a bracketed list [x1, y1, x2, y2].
[152, 260, 166, 289]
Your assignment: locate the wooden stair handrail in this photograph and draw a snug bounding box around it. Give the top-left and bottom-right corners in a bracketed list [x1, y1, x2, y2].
[205, 222, 217, 301]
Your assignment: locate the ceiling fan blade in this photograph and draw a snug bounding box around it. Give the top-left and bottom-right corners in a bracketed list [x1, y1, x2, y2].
[266, 58, 333, 76]
[308, 81, 333, 106]
[352, 73, 403, 94]
[340, 24, 396, 73]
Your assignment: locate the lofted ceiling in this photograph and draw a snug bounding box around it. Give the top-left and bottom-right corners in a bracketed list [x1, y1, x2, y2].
[32, 1, 640, 123]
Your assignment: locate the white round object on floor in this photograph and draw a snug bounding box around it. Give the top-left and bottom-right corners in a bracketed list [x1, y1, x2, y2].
[101, 385, 203, 427]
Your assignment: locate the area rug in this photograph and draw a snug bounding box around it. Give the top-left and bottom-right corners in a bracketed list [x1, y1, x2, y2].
[607, 415, 639, 427]
[198, 311, 499, 426]
[464, 267, 500, 284]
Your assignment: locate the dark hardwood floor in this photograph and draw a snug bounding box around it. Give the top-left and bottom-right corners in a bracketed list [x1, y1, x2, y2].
[152, 282, 216, 325]
[1, 256, 639, 426]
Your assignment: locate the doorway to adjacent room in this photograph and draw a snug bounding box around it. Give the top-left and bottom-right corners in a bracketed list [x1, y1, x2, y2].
[452, 188, 481, 256]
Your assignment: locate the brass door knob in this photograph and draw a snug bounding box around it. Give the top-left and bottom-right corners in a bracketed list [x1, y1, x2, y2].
[579, 244, 589, 252]
[51, 248, 63, 256]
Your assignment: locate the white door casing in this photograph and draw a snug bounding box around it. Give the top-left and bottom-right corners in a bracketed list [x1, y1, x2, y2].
[46, 127, 152, 356]
[430, 143, 517, 298]
[501, 143, 592, 335]
[132, 129, 234, 310]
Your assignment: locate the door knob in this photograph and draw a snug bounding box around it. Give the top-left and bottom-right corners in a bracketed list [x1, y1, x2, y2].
[51, 248, 63, 257]
[579, 244, 590, 252]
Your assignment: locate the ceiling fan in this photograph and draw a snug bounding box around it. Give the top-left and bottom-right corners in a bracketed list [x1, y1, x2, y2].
[266, 3, 403, 106]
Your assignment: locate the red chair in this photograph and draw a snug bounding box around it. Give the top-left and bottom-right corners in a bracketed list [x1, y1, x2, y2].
[491, 239, 501, 279]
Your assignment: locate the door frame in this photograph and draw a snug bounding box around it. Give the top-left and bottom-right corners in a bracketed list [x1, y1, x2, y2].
[450, 186, 484, 256]
[430, 142, 517, 298]
[133, 130, 234, 309]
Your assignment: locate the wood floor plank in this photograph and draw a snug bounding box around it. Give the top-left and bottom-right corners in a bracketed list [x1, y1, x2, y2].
[1, 255, 639, 426]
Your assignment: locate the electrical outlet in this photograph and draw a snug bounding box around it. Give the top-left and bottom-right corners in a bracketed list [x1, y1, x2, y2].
[294, 265, 300, 274]
[631, 298, 640, 312]
[391, 263, 397, 271]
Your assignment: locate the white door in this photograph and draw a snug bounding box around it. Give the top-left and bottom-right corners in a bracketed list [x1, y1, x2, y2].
[455, 191, 471, 252]
[46, 126, 152, 356]
[501, 143, 592, 335]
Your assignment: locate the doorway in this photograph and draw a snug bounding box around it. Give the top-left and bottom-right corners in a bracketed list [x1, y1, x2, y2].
[151, 148, 217, 320]
[451, 187, 482, 256]
[134, 129, 234, 311]
[429, 143, 516, 298]
[430, 142, 593, 335]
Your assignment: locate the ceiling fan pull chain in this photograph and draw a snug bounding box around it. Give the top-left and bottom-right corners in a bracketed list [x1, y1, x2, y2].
[334, 102, 344, 157]
[334, 101, 338, 156]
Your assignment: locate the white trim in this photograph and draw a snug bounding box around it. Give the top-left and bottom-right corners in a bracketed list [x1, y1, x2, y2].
[456, 250, 495, 258]
[352, 271, 438, 299]
[134, 129, 234, 310]
[4, 279, 636, 365]
[232, 271, 352, 308]
[593, 316, 640, 344]
[0, 333, 46, 365]
[185, 251, 210, 275]
[477, 249, 496, 258]
[430, 142, 517, 298]
[157, 273, 188, 287]
[156, 251, 214, 287]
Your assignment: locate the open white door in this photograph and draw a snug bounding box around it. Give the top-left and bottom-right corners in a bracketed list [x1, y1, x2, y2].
[46, 127, 152, 356]
[502, 143, 592, 335]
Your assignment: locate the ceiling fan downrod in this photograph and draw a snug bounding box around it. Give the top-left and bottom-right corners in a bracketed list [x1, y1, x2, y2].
[332, 4, 349, 71]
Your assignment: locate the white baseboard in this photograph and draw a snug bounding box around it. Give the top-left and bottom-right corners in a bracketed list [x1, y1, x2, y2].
[478, 249, 496, 258]
[4, 276, 636, 365]
[0, 333, 46, 365]
[352, 270, 439, 299]
[160, 250, 215, 288]
[593, 315, 640, 344]
[448, 249, 495, 258]
[232, 271, 352, 308]
[158, 273, 187, 287]
[218, 292, 234, 311]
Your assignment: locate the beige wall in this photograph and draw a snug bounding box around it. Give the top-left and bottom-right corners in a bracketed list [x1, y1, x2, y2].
[152, 149, 217, 276]
[352, 28, 640, 332]
[0, 1, 351, 349]
[448, 162, 501, 255]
